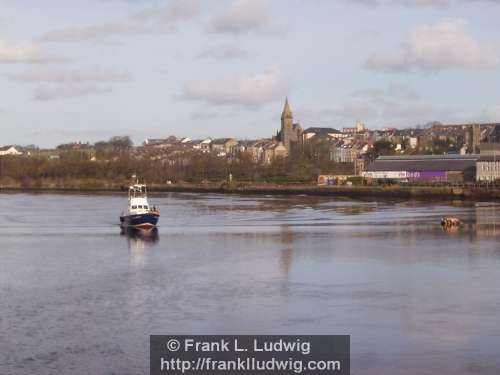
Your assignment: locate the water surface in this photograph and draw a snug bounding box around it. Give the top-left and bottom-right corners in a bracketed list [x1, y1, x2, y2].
[1, 192, 500, 375]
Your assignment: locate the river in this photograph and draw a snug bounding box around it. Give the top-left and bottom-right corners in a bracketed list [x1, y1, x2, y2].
[1, 192, 500, 374]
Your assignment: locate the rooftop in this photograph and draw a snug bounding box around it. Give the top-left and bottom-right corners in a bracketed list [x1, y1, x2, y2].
[367, 154, 480, 172]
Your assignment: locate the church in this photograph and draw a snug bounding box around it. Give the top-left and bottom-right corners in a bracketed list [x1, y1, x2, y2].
[277, 98, 303, 157]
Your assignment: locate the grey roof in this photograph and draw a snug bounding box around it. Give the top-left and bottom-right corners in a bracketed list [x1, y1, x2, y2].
[367, 154, 480, 172]
[479, 155, 500, 162]
[303, 127, 341, 135]
[211, 138, 234, 145]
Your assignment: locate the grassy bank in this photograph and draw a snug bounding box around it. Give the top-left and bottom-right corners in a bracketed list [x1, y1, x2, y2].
[1, 178, 500, 200]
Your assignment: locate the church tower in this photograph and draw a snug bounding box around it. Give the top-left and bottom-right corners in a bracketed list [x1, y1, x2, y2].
[281, 97, 294, 152]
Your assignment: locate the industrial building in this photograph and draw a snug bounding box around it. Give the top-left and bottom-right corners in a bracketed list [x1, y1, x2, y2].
[476, 156, 500, 182]
[364, 154, 480, 182]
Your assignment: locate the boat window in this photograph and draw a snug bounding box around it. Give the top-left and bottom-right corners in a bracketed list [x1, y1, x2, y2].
[132, 205, 137, 209]
[138, 205, 143, 209]
[144, 205, 148, 210]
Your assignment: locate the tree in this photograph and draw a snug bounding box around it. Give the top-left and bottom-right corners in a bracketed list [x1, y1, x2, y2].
[365, 140, 395, 161]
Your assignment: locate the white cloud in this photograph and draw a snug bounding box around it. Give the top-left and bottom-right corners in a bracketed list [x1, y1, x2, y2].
[0, 39, 60, 64]
[191, 111, 222, 120]
[396, 0, 449, 6]
[347, 0, 499, 7]
[182, 66, 289, 108]
[40, 0, 200, 42]
[40, 22, 146, 42]
[33, 85, 112, 101]
[364, 18, 500, 72]
[8, 67, 130, 83]
[133, 0, 200, 27]
[8, 67, 130, 101]
[353, 83, 420, 103]
[196, 45, 249, 60]
[209, 0, 270, 34]
[479, 104, 500, 121]
[296, 83, 458, 128]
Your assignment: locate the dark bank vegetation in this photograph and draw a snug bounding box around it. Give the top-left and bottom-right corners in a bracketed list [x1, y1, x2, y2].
[0, 150, 354, 189]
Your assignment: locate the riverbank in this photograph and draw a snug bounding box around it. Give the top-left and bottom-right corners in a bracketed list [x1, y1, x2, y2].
[1, 180, 499, 200]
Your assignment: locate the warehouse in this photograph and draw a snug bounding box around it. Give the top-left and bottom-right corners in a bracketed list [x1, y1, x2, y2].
[476, 155, 500, 182]
[363, 155, 480, 182]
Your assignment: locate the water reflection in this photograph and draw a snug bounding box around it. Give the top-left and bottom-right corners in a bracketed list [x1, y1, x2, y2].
[121, 227, 159, 243]
[121, 227, 159, 267]
[474, 204, 500, 237]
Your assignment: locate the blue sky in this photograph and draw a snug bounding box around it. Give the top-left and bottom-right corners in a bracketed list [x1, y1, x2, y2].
[1, 0, 499, 147]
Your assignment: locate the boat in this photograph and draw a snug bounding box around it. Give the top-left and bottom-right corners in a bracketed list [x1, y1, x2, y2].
[120, 180, 160, 230]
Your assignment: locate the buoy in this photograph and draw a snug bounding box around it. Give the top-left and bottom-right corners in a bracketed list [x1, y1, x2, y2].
[441, 217, 461, 228]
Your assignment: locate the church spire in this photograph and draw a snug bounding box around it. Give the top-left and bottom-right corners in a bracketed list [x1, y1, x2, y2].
[281, 97, 293, 120]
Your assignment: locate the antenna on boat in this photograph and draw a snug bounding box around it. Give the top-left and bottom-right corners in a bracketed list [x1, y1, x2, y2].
[131, 173, 139, 185]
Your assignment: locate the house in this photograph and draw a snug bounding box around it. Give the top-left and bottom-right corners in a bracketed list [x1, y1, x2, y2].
[479, 143, 500, 156]
[329, 140, 368, 163]
[0, 146, 22, 156]
[211, 138, 238, 156]
[191, 138, 212, 152]
[245, 140, 270, 163]
[303, 127, 343, 140]
[342, 121, 367, 135]
[263, 142, 287, 164]
[143, 136, 179, 148]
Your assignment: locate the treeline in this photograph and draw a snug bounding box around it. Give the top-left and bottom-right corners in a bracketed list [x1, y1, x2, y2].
[0, 152, 353, 187]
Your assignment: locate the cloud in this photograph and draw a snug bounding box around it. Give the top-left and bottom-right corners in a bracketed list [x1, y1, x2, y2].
[361, 0, 448, 6]
[182, 66, 289, 108]
[191, 111, 222, 120]
[196, 45, 249, 60]
[33, 85, 112, 101]
[352, 83, 420, 103]
[479, 104, 500, 122]
[296, 83, 457, 128]
[0, 39, 62, 64]
[133, 0, 200, 27]
[209, 0, 270, 34]
[8, 67, 130, 83]
[364, 18, 500, 72]
[8, 67, 130, 101]
[40, 0, 200, 42]
[40, 22, 146, 42]
[347, 0, 498, 7]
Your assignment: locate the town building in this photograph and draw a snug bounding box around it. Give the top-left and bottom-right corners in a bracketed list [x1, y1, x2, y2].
[263, 142, 287, 164]
[364, 154, 480, 182]
[0, 146, 22, 156]
[303, 127, 343, 140]
[277, 98, 303, 156]
[342, 121, 367, 135]
[211, 138, 237, 156]
[329, 140, 368, 163]
[191, 138, 212, 152]
[479, 143, 500, 156]
[476, 156, 500, 182]
[143, 136, 179, 148]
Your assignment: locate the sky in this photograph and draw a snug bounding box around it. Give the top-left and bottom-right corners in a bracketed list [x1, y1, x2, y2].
[1, 0, 500, 147]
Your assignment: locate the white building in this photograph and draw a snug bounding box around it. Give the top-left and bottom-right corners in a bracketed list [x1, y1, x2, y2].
[476, 156, 500, 182]
[0, 146, 22, 156]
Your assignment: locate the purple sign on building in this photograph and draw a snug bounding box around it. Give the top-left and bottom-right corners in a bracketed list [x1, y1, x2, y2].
[407, 171, 447, 179]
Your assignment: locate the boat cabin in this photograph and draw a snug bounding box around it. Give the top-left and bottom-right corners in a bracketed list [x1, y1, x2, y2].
[127, 184, 154, 214]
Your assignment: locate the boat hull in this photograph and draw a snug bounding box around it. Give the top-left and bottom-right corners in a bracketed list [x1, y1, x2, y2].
[120, 212, 159, 230]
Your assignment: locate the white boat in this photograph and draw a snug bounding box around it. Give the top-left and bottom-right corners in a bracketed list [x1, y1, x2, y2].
[120, 181, 160, 230]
